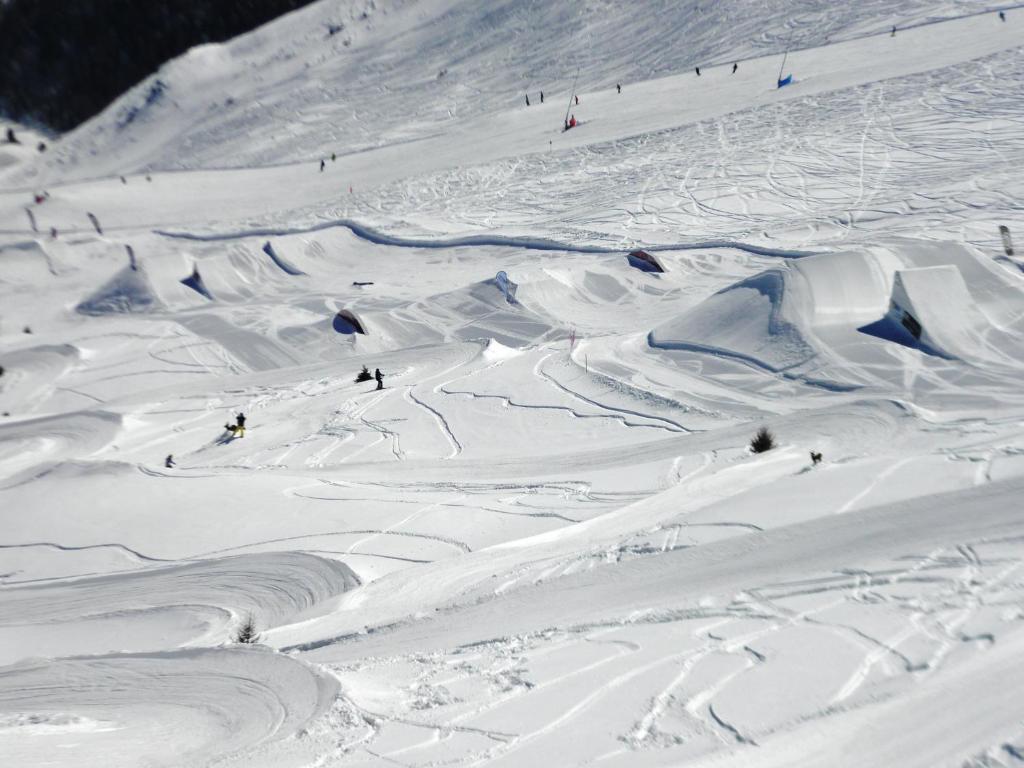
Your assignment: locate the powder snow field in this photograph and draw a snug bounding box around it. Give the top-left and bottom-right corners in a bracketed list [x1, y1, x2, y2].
[2, 0, 1024, 766]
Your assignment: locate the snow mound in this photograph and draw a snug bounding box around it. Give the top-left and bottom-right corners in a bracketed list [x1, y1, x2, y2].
[76, 265, 163, 316]
[649, 269, 815, 373]
[0, 551, 359, 664]
[482, 338, 522, 362]
[0, 647, 338, 766]
[0, 241, 59, 285]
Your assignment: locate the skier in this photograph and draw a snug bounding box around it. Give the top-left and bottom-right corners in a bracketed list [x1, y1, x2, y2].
[569, 114, 577, 128]
[999, 10, 1006, 20]
[320, 159, 325, 172]
[732, 62, 738, 74]
[5, 127, 16, 143]
[891, 25, 896, 36]
[165, 454, 175, 468]
[332, 152, 336, 161]
[575, 94, 579, 105]
[540, 91, 544, 103]
[235, 412, 246, 437]
[50, 227, 58, 239]
[526, 94, 530, 106]
[695, 66, 701, 76]
[616, 83, 621, 93]
[374, 368, 384, 390]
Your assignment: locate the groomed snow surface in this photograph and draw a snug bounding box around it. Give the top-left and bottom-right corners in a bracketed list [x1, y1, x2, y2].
[2, 1, 1024, 766]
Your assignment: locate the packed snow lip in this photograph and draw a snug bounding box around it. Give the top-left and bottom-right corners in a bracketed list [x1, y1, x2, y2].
[2, 1, 1024, 766]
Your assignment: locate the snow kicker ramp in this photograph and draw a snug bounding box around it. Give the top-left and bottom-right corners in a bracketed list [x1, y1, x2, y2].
[648, 269, 816, 374]
[649, 240, 1024, 377]
[76, 265, 164, 315]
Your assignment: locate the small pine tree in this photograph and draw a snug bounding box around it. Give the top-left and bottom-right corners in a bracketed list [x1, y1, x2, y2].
[749, 426, 775, 454]
[355, 365, 372, 383]
[234, 614, 259, 644]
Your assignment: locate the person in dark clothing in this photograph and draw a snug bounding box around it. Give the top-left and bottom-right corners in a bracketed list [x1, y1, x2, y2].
[332, 152, 336, 161]
[695, 66, 701, 76]
[320, 159, 325, 172]
[732, 62, 738, 74]
[374, 368, 383, 390]
[526, 94, 530, 106]
[165, 454, 175, 468]
[574, 94, 579, 105]
[891, 25, 896, 36]
[540, 91, 544, 102]
[5, 128, 16, 143]
[235, 412, 246, 437]
[616, 83, 621, 93]
[999, 10, 1006, 20]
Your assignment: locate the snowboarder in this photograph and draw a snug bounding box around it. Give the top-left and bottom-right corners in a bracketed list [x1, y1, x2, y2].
[235, 412, 246, 437]
[732, 62, 738, 74]
[616, 83, 621, 93]
[540, 91, 544, 103]
[165, 454, 175, 468]
[374, 368, 384, 390]
[695, 66, 701, 76]
[320, 159, 325, 172]
[526, 94, 530, 106]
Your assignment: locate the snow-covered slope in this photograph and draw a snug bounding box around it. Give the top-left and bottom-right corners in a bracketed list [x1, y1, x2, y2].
[2, 1, 1024, 766]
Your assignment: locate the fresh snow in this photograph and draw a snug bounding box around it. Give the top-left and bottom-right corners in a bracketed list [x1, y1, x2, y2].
[2, 1, 1024, 766]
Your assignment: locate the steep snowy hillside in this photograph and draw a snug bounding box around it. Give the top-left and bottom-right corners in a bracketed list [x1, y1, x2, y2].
[2, 1, 1024, 767]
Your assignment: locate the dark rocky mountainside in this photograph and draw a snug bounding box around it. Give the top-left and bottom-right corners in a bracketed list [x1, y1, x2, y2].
[0, 0, 316, 132]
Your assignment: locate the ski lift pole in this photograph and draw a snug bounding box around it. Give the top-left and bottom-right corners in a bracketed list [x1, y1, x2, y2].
[564, 66, 580, 126]
[776, 49, 788, 84]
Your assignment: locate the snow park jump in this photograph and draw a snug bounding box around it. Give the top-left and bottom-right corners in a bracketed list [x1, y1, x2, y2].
[2, 3, 1024, 767]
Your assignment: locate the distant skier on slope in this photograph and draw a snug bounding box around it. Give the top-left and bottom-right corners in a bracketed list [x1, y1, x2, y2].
[165, 454, 175, 468]
[695, 66, 701, 76]
[616, 83, 621, 93]
[235, 412, 246, 436]
[526, 94, 530, 106]
[320, 159, 325, 172]
[569, 114, 577, 128]
[540, 91, 544, 102]
[732, 62, 738, 74]
[999, 10, 1006, 20]
[375, 368, 384, 390]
